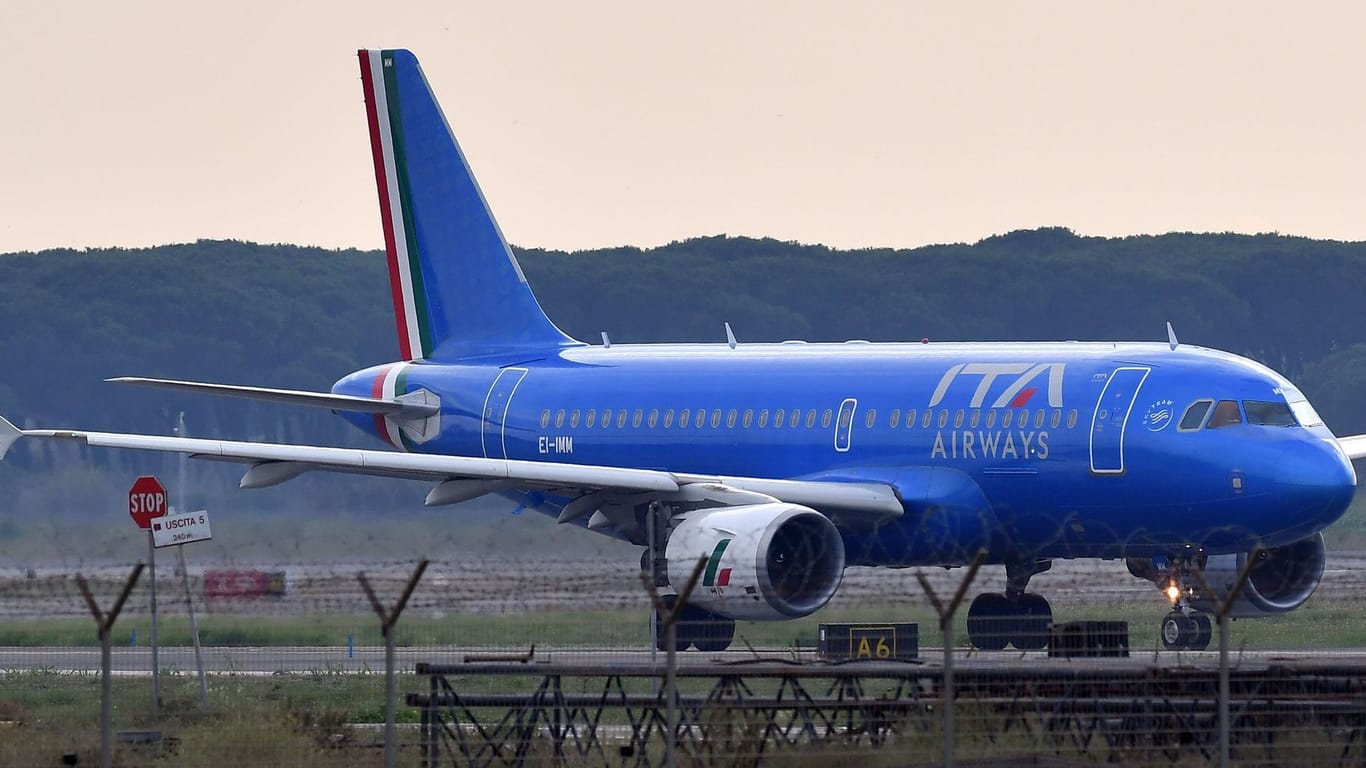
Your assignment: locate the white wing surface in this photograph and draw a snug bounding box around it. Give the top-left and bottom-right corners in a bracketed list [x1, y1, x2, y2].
[0, 416, 902, 522]
[1338, 434, 1366, 460]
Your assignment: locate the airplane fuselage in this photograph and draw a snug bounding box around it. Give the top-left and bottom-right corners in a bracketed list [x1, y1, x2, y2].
[334, 340, 1356, 566]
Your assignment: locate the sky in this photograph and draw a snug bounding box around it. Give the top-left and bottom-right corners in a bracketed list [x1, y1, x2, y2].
[3, 2, 1365, 254]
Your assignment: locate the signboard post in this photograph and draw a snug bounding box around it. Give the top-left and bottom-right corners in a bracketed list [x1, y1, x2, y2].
[129, 475, 167, 717]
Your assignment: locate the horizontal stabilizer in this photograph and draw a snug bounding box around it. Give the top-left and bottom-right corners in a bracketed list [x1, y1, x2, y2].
[108, 377, 439, 418]
[0, 415, 20, 460]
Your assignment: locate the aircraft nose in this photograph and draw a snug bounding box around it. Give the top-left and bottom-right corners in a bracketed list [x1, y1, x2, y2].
[1275, 439, 1357, 525]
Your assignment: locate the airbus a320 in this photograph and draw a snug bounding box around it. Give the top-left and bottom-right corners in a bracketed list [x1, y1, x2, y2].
[3, 49, 1362, 652]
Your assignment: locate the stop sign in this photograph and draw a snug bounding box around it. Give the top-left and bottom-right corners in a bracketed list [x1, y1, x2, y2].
[129, 475, 168, 530]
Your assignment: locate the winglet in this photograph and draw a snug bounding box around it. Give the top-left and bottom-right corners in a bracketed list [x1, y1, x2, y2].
[0, 415, 22, 460]
[1166, 321, 1179, 351]
[725, 322, 738, 349]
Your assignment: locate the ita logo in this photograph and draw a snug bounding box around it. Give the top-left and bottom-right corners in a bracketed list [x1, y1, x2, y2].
[1143, 399, 1174, 432]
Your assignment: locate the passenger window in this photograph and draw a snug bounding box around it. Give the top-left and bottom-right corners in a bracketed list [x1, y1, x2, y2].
[774, 409, 785, 428]
[1067, 409, 1078, 429]
[839, 408, 853, 428]
[1207, 400, 1242, 429]
[742, 409, 753, 428]
[617, 410, 628, 428]
[602, 408, 612, 428]
[806, 409, 817, 428]
[906, 409, 917, 428]
[953, 409, 964, 428]
[711, 409, 722, 428]
[889, 408, 901, 428]
[986, 410, 997, 428]
[648, 409, 659, 428]
[1003, 410, 1013, 428]
[970, 409, 980, 428]
[758, 409, 769, 428]
[922, 410, 932, 429]
[1178, 400, 1212, 431]
[586, 409, 597, 428]
[540, 410, 550, 429]
[1050, 410, 1060, 428]
[631, 409, 642, 428]
[1034, 409, 1045, 428]
[865, 409, 877, 428]
[822, 409, 833, 429]
[664, 409, 674, 428]
[726, 409, 737, 428]
[570, 409, 581, 428]
[1018, 410, 1029, 429]
[680, 409, 691, 428]
[555, 409, 565, 428]
[937, 409, 948, 428]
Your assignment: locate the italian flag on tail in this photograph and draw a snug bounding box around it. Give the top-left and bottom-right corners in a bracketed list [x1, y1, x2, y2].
[359, 50, 430, 361]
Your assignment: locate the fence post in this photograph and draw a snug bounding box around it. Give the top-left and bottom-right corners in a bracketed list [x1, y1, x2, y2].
[915, 550, 987, 768]
[640, 556, 708, 768]
[359, 560, 429, 768]
[1191, 547, 1261, 768]
[77, 564, 144, 768]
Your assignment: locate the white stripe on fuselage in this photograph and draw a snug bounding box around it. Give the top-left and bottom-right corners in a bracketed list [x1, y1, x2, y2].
[379, 363, 407, 449]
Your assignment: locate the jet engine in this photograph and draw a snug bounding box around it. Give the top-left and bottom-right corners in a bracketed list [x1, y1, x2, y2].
[1191, 533, 1326, 617]
[664, 502, 845, 621]
[1126, 533, 1326, 618]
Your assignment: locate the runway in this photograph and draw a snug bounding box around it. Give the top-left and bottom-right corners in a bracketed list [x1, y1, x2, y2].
[8, 644, 1366, 675]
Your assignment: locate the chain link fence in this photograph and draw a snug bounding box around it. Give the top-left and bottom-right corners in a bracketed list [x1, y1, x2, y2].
[3, 536, 1366, 766]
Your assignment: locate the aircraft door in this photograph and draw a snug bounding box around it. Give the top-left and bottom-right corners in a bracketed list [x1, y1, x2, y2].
[834, 398, 857, 452]
[1089, 366, 1150, 474]
[481, 367, 528, 459]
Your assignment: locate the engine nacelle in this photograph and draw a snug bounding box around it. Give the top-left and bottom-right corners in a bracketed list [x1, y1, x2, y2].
[1191, 533, 1326, 617]
[665, 502, 845, 621]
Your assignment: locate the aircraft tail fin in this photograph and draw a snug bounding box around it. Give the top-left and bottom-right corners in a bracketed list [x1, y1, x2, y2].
[357, 49, 580, 361]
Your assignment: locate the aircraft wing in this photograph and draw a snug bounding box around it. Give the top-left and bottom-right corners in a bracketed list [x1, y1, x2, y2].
[0, 416, 902, 522]
[106, 377, 439, 418]
[1338, 434, 1366, 460]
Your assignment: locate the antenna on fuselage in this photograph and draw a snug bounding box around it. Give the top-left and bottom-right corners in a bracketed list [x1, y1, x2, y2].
[724, 322, 738, 349]
[1166, 321, 1179, 351]
[601, 332, 612, 349]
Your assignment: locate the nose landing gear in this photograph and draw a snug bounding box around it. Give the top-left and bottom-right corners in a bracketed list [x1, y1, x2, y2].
[1157, 557, 1213, 651]
[1161, 610, 1212, 651]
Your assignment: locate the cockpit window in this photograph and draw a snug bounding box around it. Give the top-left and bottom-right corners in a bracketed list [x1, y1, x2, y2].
[1243, 400, 1297, 427]
[1207, 400, 1242, 429]
[1178, 400, 1212, 431]
[1288, 399, 1324, 428]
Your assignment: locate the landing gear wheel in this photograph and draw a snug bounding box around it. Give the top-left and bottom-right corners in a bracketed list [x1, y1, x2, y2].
[654, 595, 686, 651]
[1161, 610, 1194, 650]
[1190, 614, 1212, 651]
[967, 593, 1012, 651]
[1014, 593, 1053, 651]
[692, 612, 736, 653]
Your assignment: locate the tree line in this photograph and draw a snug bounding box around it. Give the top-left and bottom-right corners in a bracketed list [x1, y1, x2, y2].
[1, 229, 1363, 515]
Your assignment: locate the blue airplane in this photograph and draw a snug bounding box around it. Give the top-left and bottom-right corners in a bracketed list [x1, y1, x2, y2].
[2, 49, 1361, 652]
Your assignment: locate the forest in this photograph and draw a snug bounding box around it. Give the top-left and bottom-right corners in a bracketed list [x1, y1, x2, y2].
[1, 229, 1364, 519]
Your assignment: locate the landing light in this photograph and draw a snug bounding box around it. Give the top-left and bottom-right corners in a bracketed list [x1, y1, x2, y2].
[1165, 583, 1182, 603]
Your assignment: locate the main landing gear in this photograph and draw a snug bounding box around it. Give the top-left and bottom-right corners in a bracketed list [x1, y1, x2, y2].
[966, 560, 1054, 651]
[653, 595, 737, 653]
